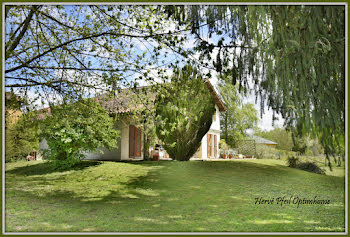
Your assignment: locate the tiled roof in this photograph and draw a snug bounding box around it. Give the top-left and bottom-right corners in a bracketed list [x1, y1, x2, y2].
[97, 80, 226, 114]
[37, 80, 227, 116]
[249, 135, 278, 145]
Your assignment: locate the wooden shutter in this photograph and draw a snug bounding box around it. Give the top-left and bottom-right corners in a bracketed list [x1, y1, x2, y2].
[135, 127, 142, 157]
[207, 134, 211, 158]
[129, 125, 135, 157]
[213, 111, 216, 121]
[214, 135, 217, 158]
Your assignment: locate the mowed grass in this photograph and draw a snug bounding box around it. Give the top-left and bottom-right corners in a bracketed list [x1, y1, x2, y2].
[5, 159, 345, 232]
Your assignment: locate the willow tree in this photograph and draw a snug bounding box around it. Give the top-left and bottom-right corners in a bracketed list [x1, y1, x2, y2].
[155, 65, 215, 161]
[165, 5, 345, 168]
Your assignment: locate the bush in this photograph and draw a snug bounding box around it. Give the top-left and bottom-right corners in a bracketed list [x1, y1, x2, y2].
[287, 156, 299, 168]
[296, 162, 325, 175]
[5, 113, 39, 162]
[41, 99, 120, 170]
[287, 156, 325, 174]
[255, 145, 277, 159]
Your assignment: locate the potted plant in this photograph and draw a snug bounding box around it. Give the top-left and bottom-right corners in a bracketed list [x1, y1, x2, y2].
[220, 152, 227, 159]
[153, 153, 159, 161]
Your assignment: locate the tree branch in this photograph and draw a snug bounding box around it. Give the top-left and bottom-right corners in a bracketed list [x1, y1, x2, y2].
[38, 10, 75, 30]
[22, 66, 122, 72]
[5, 31, 154, 74]
[6, 6, 40, 59]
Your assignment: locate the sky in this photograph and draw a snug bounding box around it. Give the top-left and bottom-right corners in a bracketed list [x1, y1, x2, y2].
[6, 5, 285, 132]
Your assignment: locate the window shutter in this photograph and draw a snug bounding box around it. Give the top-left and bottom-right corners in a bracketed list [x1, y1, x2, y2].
[213, 111, 216, 121]
[214, 135, 217, 158]
[129, 125, 135, 157]
[207, 134, 211, 157]
[136, 127, 142, 157]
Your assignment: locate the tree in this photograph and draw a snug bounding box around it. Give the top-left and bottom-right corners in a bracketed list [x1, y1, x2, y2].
[165, 5, 345, 168]
[256, 128, 294, 151]
[40, 99, 119, 169]
[218, 78, 258, 148]
[5, 92, 39, 162]
[5, 5, 190, 105]
[155, 65, 215, 161]
[5, 113, 39, 162]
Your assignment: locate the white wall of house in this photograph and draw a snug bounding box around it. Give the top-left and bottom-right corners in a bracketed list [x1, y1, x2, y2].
[120, 119, 129, 160]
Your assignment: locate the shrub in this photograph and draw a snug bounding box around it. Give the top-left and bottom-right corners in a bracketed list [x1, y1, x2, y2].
[287, 156, 325, 174]
[287, 156, 299, 168]
[41, 99, 120, 170]
[296, 162, 325, 175]
[5, 113, 39, 162]
[255, 145, 277, 159]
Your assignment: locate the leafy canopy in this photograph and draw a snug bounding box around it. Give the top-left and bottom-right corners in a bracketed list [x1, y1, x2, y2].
[166, 5, 345, 166]
[41, 99, 119, 169]
[5, 113, 39, 162]
[155, 65, 215, 161]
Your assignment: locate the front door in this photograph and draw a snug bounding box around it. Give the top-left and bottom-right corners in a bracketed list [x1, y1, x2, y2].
[129, 125, 142, 158]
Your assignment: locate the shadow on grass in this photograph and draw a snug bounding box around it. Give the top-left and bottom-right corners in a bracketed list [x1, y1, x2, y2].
[6, 160, 102, 176]
[5, 160, 346, 232]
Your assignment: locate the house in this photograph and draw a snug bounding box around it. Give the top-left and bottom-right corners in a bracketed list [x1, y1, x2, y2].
[81, 80, 226, 161]
[249, 135, 278, 148]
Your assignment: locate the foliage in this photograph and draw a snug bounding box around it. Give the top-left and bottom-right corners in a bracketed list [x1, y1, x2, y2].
[296, 162, 326, 175]
[287, 156, 299, 168]
[5, 5, 189, 105]
[219, 139, 229, 152]
[218, 78, 258, 148]
[40, 99, 119, 169]
[166, 5, 345, 167]
[155, 65, 215, 161]
[256, 128, 324, 155]
[287, 156, 325, 175]
[5, 113, 39, 162]
[256, 128, 294, 151]
[255, 144, 277, 159]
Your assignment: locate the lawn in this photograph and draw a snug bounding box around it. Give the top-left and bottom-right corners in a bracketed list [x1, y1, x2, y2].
[5, 159, 345, 232]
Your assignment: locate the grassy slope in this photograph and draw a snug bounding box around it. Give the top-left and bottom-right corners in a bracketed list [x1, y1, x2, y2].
[5, 159, 345, 232]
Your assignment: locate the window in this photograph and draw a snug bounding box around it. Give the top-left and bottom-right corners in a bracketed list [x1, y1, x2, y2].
[213, 110, 216, 121]
[207, 134, 218, 158]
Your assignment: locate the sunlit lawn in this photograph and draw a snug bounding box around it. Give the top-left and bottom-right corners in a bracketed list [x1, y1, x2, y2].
[5, 159, 345, 232]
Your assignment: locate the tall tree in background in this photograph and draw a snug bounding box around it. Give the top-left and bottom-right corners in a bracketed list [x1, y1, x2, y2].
[155, 65, 215, 161]
[219, 78, 258, 148]
[255, 128, 294, 151]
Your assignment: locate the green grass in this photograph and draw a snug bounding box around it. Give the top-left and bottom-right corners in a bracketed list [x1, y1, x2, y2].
[5, 159, 345, 232]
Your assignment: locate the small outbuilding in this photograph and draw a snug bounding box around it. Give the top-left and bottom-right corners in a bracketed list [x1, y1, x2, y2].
[249, 135, 278, 148]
